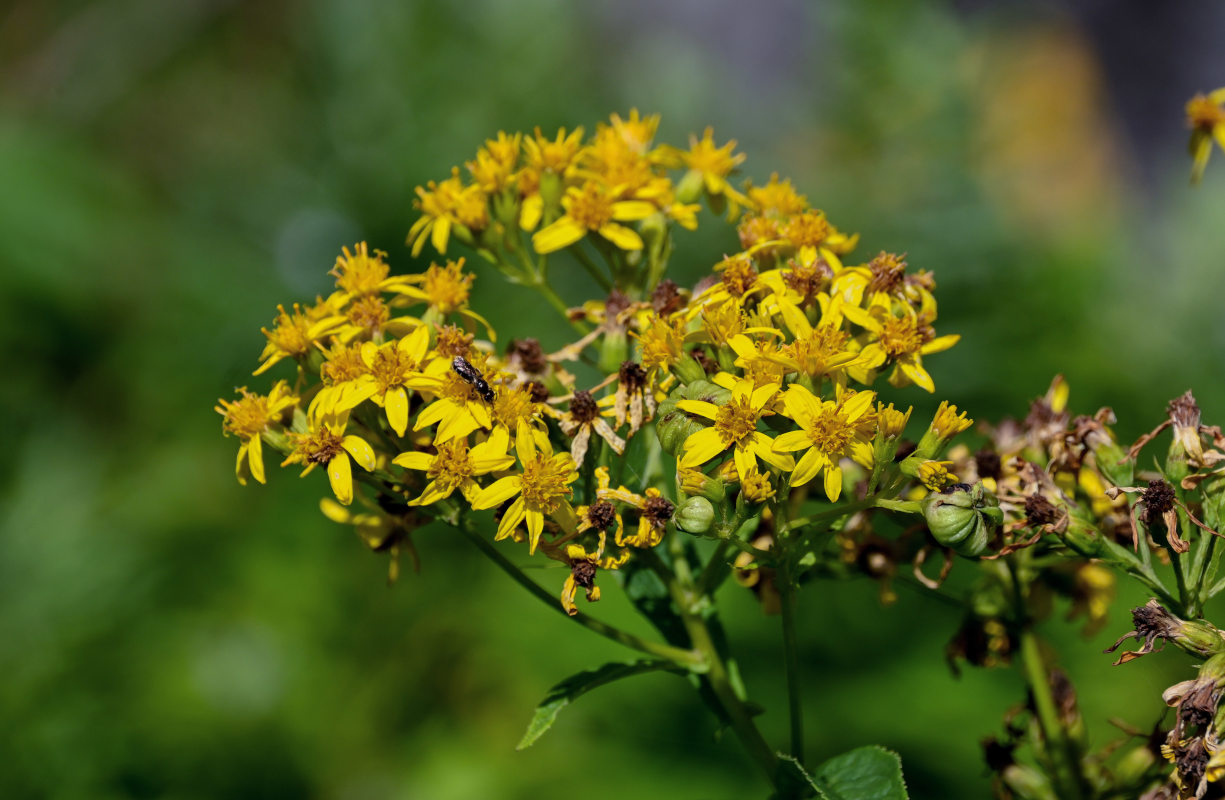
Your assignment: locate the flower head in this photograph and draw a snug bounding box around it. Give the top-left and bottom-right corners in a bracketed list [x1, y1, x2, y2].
[471, 436, 578, 554]
[216, 381, 298, 484]
[772, 385, 876, 500]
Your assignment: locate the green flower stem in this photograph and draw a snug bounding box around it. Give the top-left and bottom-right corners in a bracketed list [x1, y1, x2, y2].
[569, 244, 613, 292]
[778, 563, 804, 764]
[1019, 629, 1084, 800]
[1169, 545, 1190, 615]
[530, 278, 589, 336]
[451, 515, 703, 670]
[694, 539, 733, 596]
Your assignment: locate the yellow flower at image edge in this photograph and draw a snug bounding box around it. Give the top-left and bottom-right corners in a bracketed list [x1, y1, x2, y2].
[393, 427, 515, 506]
[676, 380, 795, 478]
[471, 436, 578, 554]
[281, 413, 376, 506]
[531, 181, 655, 253]
[215, 380, 298, 484]
[772, 384, 876, 502]
[1187, 88, 1225, 183]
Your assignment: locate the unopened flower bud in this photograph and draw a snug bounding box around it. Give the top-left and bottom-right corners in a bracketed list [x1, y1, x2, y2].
[914, 401, 973, 460]
[872, 402, 912, 465]
[656, 380, 732, 456]
[539, 171, 564, 208]
[1058, 515, 1110, 560]
[674, 496, 715, 535]
[922, 481, 1002, 557]
[675, 169, 705, 205]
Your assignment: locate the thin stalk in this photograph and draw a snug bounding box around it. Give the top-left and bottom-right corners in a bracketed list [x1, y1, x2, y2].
[452, 516, 702, 669]
[1019, 629, 1084, 800]
[695, 539, 734, 596]
[778, 564, 804, 763]
[570, 245, 613, 292]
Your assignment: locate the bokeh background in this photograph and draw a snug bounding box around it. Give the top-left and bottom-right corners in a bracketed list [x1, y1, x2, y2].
[3, 1, 1225, 797]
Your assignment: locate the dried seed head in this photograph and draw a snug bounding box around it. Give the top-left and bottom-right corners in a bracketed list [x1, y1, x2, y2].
[643, 496, 675, 527]
[569, 390, 599, 424]
[1024, 494, 1060, 527]
[526, 380, 550, 403]
[975, 449, 1002, 481]
[571, 559, 597, 589]
[651, 279, 684, 316]
[585, 501, 617, 532]
[1142, 479, 1176, 524]
[508, 338, 547, 374]
[618, 361, 647, 392]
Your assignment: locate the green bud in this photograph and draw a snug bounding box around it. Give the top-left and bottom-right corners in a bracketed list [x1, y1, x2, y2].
[1093, 440, 1133, 490]
[1001, 765, 1057, 800]
[1058, 515, 1110, 560]
[492, 189, 519, 229]
[656, 380, 731, 456]
[674, 354, 708, 384]
[674, 496, 715, 535]
[922, 482, 1001, 558]
[599, 330, 629, 374]
[675, 169, 704, 204]
[540, 171, 564, 208]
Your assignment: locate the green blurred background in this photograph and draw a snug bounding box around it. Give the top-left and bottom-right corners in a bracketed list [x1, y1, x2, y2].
[3, 1, 1225, 797]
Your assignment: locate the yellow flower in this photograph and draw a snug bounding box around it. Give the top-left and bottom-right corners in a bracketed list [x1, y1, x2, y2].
[215, 380, 299, 484]
[677, 379, 795, 478]
[397, 258, 495, 341]
[605, 109, 660, 155]
[311, 341, 368, 417]
[330, 242, 415, 298]
[677, 127, 751, 209]
[634, 315, 688, 373]
[342, 325, 439, 435]
[843, 305, 959, 393]
[253, 299, 344, 375]
[746, 172, 808, 215]
[772, 384, 876, 501]
[393, 427, 515, 506]
[769, 295, 859, 378]
[471, 435, 578, 554]
[1187, 89, 1225, 183]
[531, 180, 656, 253]
[466, 131, 521, 193]
[832, 251, 935, 314]
[281, 412, 376, 506]
[917, 460, 957, 491]
[413, 362, 494, 443]
[595, 469, 674, 549]
[407, 168, 488, 257]
[518, 126, 586, 230]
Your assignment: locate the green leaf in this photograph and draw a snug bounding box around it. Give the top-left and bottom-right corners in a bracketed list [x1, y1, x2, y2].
[516, 660, 680, 750]
[776, 747, 909, 800]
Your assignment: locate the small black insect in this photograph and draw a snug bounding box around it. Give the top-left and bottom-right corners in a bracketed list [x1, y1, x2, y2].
[451, 356, 494, 402]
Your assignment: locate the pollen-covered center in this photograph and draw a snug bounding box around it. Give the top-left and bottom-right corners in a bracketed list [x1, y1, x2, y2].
[520, 454, 573, 514]
[296, 427, 345, 465]
[717, 255, 759, 298]
[266, 306, 312, 356]
[566, 182, 615, 231]
[866, 252, 906, 295]
[346, 295, 390, 335]
[878, 315, 923, 358]
[423, 260, 473, 312]
[805, 406, 855, 455]
[321, 344, 366, 386]
[714, 396, 759, 446]
[439, 370, 480, 403]
[331, 244, 390, 295]
[369, 347, 419, 393]
[222, 391, 273, 438]
[1187, 95, 1225, 131]
[788, 326, 849, 373]
[782, 210, 830, 249]
[493, 386, 537, 429]
[685, 133, 738, 177]
[428, 440, 474, 491]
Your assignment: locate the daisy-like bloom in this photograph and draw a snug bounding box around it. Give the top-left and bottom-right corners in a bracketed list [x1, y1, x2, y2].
[518, 126, 586, 230]
[471, 435, 579, 554]
[280, 411, 376, 505]
[780, 209, 859, 263]
[466, 131, 521, 193]
[531, 180, 656, 254]
[554, 390, 625, 467]
[675, 127, 751, 210]
[746, 172, 808, 216]
[634, 315, 688, 374]
[253, 299, 344, 375]
[843, 305, 959, 393]
[768, 296, 859, 379]
[490, 382, 549, 449]
[832, 251, 934, 314]
[329, 242, 416, 299]
[342, 325, 438, 435]
[559, 531, 630, 616]
[759, 255, 834, 307]
[772, 384, 876, 501]
[311, 341, 368, 417]
[216, 380, 298, 484]
[398, 258, 495, 341]
[606, 109, 660, 155]
[407, 167, 488, 256]
[1187, 89, 1225, 183]
[677, 379, 795, 478]
[413, 360, 494, 443]
[393, 427, 515, 506]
